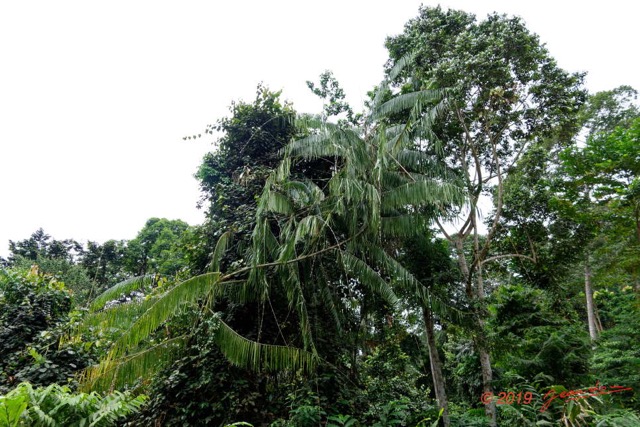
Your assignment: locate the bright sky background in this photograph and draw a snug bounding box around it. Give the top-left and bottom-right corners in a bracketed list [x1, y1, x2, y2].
[1, 1, 638, 258]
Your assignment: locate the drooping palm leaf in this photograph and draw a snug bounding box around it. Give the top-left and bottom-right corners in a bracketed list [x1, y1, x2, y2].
[216, 319, 316, 373]
[384, 180, 464, 210]
[339, 251, 399, 308]
[380, 215, 431, 238]
[371, 90, 445, 123]
[209, 230, 234, 272]
[107, 272, 221, 359]
[74, 295, 159, 338]
[80, 336, 188, 392]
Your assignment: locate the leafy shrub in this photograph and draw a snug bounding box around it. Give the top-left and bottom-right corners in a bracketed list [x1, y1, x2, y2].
[592, 287, 640, 410]
[360, 342, 436, 425]
[0, 382, 146, 426]
[327, 414, 359, 427]
[0, 267, 94, 393]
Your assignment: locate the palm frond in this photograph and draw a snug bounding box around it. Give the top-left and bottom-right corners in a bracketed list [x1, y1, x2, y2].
[210, 231, 234, 272]
[339, 251, 399, 308]
[383, 180, 463, 209]
[279, 263, 314, 350]
[317, 276, 343, 333]
[216, 319, 316, 373]
[394, 149, 452, 177]
[365, 245, 423, 294]
[80, 336, 187, 392]
[261, 190, 294, 215]
[381, 215, 430, 238]
[74, 296, 158, 338]
[287, 131, 341, 160]
[90, 276, 154, 312]
[387, 51, 417, 82]
[371, 90, 444, 123]
[282, 180, 325, 206]
[294, 215, 322, 243]
[109, 272, 221, 359]
[411, 98, 450, 142]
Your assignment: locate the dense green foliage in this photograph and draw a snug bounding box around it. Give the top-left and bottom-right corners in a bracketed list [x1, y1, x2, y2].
[0, 382, 146, 426]
[0, 268, 95, 394]
[2, 6, 639, 427]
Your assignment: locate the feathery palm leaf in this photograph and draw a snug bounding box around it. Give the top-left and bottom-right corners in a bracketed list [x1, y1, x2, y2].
[107, 272, 221, 359]
[216, 319, 317, 373]
[89, 275, 154, 312]
[339, 251, 399, 308]
[209, 230, 234, 272]
[80, 336, 188, 392]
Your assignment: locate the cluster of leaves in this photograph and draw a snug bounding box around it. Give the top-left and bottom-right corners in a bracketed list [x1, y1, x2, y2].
[191, 85, 299, 273]
[0, 267, 95, 394]
[488, 283, 591, 388]
[0, 382, 146, 427]
[592, 287, 640, 410]
[128, 311, 281, 426]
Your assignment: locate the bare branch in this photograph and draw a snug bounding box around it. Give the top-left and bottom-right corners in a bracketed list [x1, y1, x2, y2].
[480, 253, 536, 266]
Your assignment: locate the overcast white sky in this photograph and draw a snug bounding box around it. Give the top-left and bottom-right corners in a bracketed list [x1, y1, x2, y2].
[1, 1, 638, 257]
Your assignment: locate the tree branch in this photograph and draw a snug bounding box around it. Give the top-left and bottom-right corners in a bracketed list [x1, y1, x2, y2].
[480, 253, 536, 266]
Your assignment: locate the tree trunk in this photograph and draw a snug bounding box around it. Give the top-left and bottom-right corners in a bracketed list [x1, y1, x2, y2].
[423, 304, 450, 427]
[477, 338, 496, 426]
[452, 235, 496, 426]
[585, 256, 598, 341]
[475, 267, 497, 427]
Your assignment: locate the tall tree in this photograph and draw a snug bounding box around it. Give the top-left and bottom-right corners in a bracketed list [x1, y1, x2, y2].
[385, 7, 586, 425]
[73, 71, 461, 421]
[191, 85, 298, 274]
[9, 228, 82, 264]
[556, 87, 640, 339]
[124, 218, 191, 277]
[8, 229, 94, 303]
[81, 239, 128, 292]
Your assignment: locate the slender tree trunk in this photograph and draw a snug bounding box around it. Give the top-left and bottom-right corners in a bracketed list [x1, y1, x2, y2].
[453, 238, 471, 297]
[476, 336, 496, 426]
[585, 256, 598, 341]
[452, 235, 496, 426]
[475, 266, 497, 427]
[595, 306, 603, 333]
[423, 304, 449, 427]
[634, 207, 640, 243]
